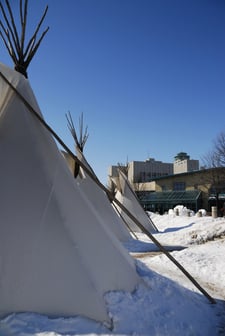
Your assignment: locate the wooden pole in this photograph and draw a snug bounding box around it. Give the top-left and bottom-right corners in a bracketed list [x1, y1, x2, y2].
[0, 70, 216, 305]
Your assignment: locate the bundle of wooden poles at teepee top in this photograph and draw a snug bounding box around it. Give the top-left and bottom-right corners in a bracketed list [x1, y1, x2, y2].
[66, 111, 89, 178]
[0, 0, 216, 305]
[0, 0, 49, 79]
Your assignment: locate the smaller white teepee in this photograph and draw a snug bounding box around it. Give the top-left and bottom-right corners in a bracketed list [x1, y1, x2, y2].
[64, 112, 132, 242]
[113, 169, 158, 233]
[77, 148, 133, 242]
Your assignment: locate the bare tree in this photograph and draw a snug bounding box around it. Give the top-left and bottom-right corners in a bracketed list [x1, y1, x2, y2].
[202, 150, 219, 169]
[201, 131, 225, 213]
[202, 131, 225, 169]
[214, 131, 225, 167]
[0, 0, 49, 78]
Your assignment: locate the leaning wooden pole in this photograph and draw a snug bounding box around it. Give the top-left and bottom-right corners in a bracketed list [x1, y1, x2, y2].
[0, 69, 216, 305]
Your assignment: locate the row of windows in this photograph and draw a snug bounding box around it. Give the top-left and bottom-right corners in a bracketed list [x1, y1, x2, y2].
[139, 172, 169, 181]
[173, 182, 186, 191]
[162, 182, 186, 191]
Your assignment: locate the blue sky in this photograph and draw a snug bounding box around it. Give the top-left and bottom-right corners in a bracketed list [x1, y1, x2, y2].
[1, 0, 225, 184]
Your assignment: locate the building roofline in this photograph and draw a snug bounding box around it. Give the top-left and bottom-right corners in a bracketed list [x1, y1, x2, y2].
[147, 167, 225, 182]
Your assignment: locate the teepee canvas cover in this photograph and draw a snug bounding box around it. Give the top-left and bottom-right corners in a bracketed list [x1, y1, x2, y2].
[0, 63, 140, 322]
[114, 170, 158, 233]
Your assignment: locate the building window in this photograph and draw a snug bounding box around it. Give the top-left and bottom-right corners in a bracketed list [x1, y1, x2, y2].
[140, 172, 146, 182]
[173, 182, 185, 191]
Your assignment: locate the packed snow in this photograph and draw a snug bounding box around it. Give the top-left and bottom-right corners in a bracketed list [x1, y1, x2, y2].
[0, 205, 225, 336]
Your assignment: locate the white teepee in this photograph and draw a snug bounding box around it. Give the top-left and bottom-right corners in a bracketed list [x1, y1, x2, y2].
[113, 170, 158, 233]
[0, 63, 141, 322]
[75, 147, 132, 242]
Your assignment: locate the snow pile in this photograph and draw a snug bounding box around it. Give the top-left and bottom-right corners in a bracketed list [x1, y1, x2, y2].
[149, 210, 225, 246]
[0, 211, 225, 336]
[169, 204, 194, 216]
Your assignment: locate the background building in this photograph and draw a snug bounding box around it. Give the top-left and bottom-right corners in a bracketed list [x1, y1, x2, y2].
[173, 152, 199, 174]
[128, 159, 173, 183]
[137, 167, 225, 214]
[108, 153, 199, 186]
[108, 154, 225, 214]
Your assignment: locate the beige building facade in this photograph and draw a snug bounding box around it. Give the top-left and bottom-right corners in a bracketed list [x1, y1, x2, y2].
[173, 152, 199, 174]
[109, 153, 199, 187]
[136, 168, 225, 214]
[128, 159, 173, 183]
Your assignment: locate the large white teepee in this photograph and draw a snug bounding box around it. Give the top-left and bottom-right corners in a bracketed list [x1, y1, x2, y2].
[75, 147, 132, 242]
[113, 170, 158, 233]
[0, 63, 140, 322]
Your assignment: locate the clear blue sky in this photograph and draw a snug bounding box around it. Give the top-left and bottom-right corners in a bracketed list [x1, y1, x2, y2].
[1, 0, 225, 184]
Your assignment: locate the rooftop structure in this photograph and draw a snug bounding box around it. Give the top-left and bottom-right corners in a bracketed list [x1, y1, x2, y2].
[173, 152, 199, 174]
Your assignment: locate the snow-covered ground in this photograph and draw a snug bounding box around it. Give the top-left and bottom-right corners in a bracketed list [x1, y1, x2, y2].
[1, 206, 225, 336]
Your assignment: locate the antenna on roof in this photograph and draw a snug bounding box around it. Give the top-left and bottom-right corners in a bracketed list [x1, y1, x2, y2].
[0, 0, 49, 78]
